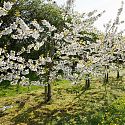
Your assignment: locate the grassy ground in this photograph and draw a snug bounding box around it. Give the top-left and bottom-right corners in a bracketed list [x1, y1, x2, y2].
[0, 77, 42, 97]
[1, 76, 125, 125]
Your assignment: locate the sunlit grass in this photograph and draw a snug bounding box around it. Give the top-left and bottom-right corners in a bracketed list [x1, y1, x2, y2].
[1, 76, 125, 124]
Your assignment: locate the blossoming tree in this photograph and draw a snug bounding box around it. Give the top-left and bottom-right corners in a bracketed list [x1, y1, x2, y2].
[0, 0, 105, 102]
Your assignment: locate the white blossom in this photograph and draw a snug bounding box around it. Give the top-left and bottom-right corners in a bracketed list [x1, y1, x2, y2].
[3, 1, 13, 11]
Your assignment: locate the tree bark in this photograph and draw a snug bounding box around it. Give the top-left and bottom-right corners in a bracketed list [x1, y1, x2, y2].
[117, 70, 120, 79]
[106, 72, 108, 83]
[104, 72, 108, 83]
[47, 83, 51, 102]
[85, 77, 90, 90]
[44, 83, 52, 102]
[44, 85, 48, 103]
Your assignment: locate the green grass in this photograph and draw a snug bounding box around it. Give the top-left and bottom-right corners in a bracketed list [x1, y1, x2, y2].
[98, 96, 125, 125]
[1, 76, 125, 125]
[0, 81, 42, 97]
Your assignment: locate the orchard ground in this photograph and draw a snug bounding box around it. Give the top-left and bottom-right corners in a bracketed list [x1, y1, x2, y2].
[1, 71, 125, 124]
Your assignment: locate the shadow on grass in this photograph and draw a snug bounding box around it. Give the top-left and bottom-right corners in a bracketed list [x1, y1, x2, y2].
[4, 77, 125, 125]
[11, 101, 90, 125]
[9, 85, 125, 125]
[0, 80, 11, 89]
[10, 89, 106, 125]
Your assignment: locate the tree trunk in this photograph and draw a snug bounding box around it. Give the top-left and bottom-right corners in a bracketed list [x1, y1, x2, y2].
[44, 83, 52, 102]
[85, 78, 90, 90]
[117, 70, 120, 79]
[106, 72, 108, 83]
[44, 85, 48, 103]
[47, 83, 51, 102]
[104, 72, 108, 83]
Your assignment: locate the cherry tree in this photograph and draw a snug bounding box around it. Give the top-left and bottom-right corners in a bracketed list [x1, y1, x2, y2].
[0, 1, 104, 102]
